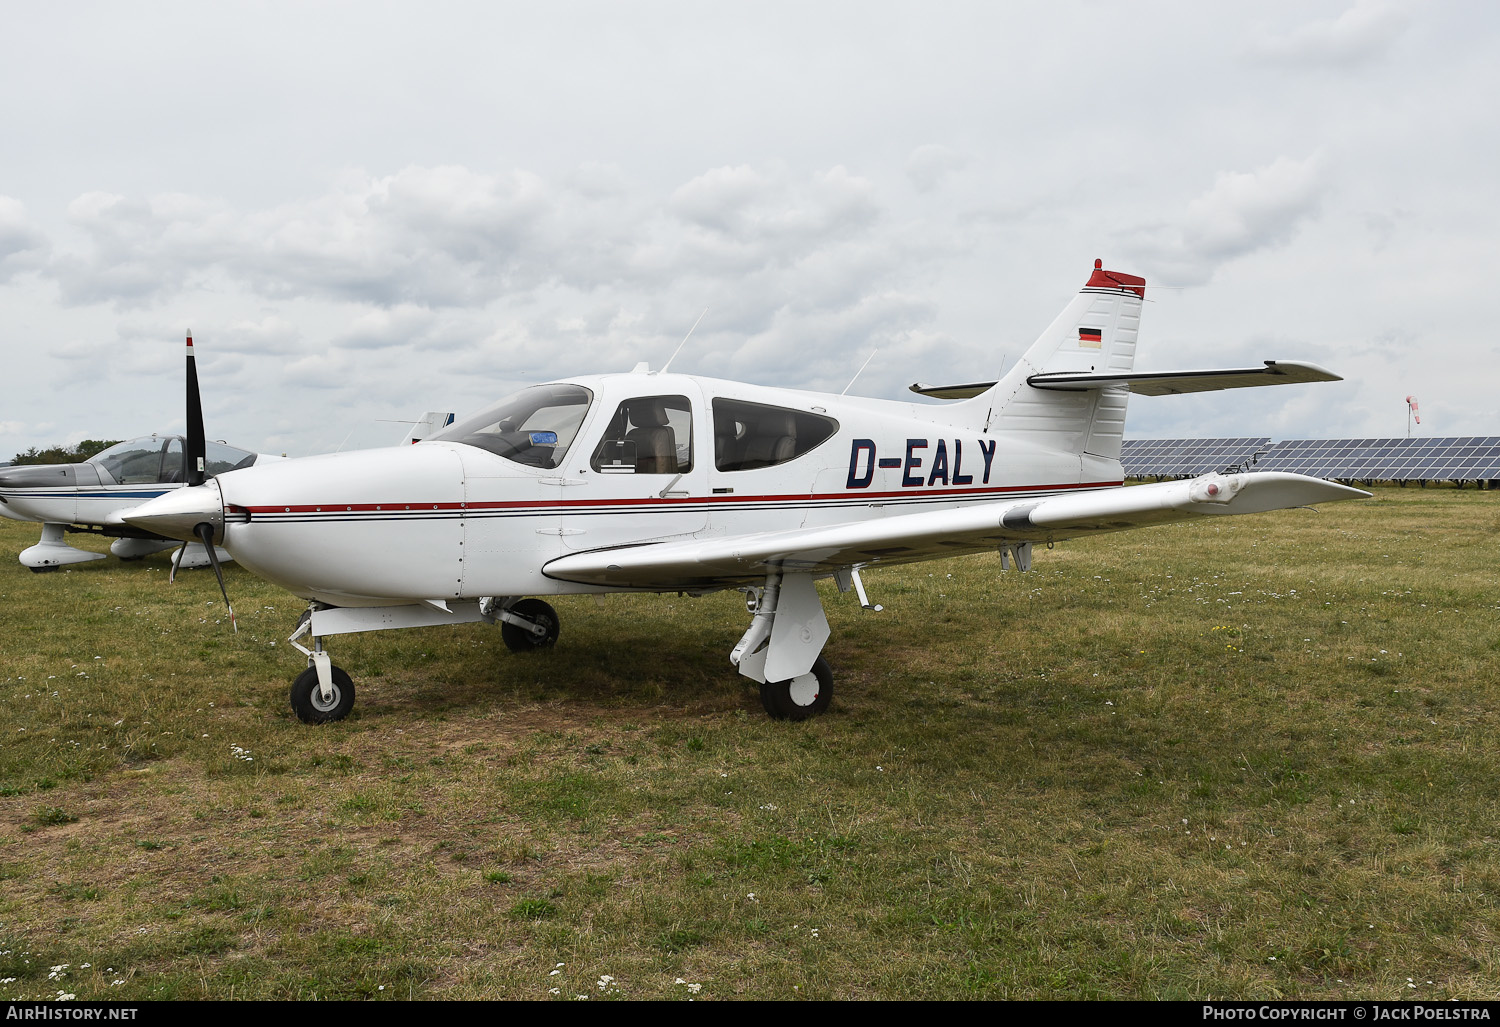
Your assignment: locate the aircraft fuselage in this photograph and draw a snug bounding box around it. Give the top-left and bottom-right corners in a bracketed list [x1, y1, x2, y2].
[213, 372, 1115, 606]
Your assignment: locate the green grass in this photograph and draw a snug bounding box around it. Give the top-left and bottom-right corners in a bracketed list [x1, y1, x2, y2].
[1, 488, 1498, 999]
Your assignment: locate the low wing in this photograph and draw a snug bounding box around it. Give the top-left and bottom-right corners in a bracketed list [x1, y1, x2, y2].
[543, 472, 1369, 591]
[912, 361, 1340, 400]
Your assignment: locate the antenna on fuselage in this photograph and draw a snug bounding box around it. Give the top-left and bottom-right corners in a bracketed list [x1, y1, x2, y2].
[841, 350, 878, 396]
[658, 309, 708, 375]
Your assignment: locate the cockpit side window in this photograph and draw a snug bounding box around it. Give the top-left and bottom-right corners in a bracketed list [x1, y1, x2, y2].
[590, 395, 694, 474]
[429, 385, 594, 469]
[205, 441, 257, 477]
[712, 400, 839, 472]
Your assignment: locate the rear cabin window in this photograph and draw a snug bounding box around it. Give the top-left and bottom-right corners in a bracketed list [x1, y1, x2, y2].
[712, 400, 839, 472]
[590, 396, 694, 474]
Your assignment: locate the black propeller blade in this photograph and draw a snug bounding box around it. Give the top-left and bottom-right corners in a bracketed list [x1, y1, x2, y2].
[176, 331, 234, 630]
[195, 522, 237, 633]
[174, 330, 206, 583]
[185, 331, 206, 487]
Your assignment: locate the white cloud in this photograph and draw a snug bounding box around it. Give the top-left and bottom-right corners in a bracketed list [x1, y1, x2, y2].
[669, 165, 771, 234]
[335, 305, 438, 351]
[50, 191, 240, 306]
[26, 162, 939, 418]
[1250, 1, 1410, 67]
[1125, 155, 1326, 285]
[215, 316, 304, 357]
[0, 196, 49, 281]
[39, 163, 889, 323]
[668, 165, 882, 277]
[244, 167, 557, 307]
[904, 145, 968, 193]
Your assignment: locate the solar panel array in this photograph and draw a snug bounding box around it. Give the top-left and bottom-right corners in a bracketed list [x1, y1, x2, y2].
[1121, 438, 1271, 479]
[1256, 437, 1500, 482]
[1123, 436, 1500, 484]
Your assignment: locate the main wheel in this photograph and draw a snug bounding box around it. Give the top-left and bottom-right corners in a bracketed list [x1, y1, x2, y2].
[290, 665, 356, 724]
[760, 656, 833, 721]
[500, 598, 560, 652]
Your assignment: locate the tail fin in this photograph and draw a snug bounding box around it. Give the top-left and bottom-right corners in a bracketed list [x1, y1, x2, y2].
[953, 260, 1144, 462]
[404, 411, 457, 445]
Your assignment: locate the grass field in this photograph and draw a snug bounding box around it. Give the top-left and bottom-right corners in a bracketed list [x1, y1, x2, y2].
[1, 487, 1498, 1000]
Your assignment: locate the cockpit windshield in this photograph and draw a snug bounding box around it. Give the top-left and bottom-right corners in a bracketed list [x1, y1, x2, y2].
[428, 385, 593, 469]
[87, 436, 257, 485]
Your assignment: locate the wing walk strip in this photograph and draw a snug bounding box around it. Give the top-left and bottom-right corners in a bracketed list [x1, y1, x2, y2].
[228, 481, 1124, 525]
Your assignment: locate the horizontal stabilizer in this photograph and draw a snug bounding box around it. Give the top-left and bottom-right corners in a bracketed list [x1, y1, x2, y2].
[909, 381, 996, 400]
[911, 361, 1341, 400]
[542, 473, 1369, 591]
[1027, 360, 1341, 396]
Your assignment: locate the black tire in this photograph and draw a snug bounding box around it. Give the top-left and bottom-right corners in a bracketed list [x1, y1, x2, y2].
[500, 598, 560, 652]
[759, 656, 833, 721]
[290, 665, 356, 724]
[28, 566, 61, 574]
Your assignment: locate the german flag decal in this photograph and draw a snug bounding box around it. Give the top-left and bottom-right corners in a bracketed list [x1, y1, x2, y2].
[1079, 327, 1103, 349]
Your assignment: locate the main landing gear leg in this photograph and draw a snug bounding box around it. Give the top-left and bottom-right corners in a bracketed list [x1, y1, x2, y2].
[731, 570, 834, 721]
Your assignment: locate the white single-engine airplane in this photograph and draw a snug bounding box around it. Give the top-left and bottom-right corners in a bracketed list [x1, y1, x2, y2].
[125, 261, 1369, 724]
[0, 336, 277, 573]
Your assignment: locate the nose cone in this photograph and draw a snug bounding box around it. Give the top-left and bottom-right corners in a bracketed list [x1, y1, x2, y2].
[122, 482, 224, 543]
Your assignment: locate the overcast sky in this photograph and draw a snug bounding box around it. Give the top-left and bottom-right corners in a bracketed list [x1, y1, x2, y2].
[2, 0, 1496, 459]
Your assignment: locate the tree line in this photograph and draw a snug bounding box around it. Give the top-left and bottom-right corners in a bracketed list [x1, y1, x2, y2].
[8, 440, 122, 465]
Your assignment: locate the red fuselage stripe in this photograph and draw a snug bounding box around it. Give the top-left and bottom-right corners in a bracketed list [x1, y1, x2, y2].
[232, 480, 1124, 515]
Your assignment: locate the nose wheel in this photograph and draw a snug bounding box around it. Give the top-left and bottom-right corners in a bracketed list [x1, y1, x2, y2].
[290, 664, 355, 724]
[280, 598, 567, 727]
